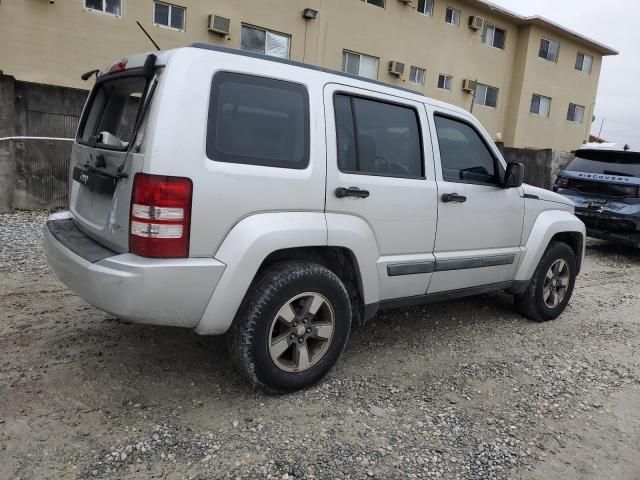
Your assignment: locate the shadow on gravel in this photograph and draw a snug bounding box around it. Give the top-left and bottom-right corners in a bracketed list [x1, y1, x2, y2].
[586, 240, 640, 263]
[65, 290, 523, 400]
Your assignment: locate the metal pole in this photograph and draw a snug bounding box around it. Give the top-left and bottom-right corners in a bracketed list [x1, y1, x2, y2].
[469, 78, 478, 114]
[597, 118, 605, 139]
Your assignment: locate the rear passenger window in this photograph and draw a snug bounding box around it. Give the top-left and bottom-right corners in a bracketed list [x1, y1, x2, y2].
[434, 115, 498, 185]
[207, 72, 309, 169]
[334, 94, 424, 178]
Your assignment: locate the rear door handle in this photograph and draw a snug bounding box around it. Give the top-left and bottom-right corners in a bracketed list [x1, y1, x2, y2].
[441, 193, 467, 203]
[335, 187, 370, 199]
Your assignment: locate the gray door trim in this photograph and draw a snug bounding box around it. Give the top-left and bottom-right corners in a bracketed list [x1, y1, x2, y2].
[387, 261, 436, 276]
[434, 254, 516, 272]
[387, 254, 515, 276]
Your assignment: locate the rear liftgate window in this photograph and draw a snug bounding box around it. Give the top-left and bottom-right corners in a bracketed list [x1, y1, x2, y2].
[206, 72, 310, 169]
[564, 150, 640, 197]
[78, 76, 147, 149]
[566, 151, 640, 178]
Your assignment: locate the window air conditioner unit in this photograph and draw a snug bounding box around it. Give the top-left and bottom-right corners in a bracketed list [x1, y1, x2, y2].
[468, 16, 485, 31]
[388, 61, 405, 76]
[462, 79, 476, 92]
[208, 15, 231, 35]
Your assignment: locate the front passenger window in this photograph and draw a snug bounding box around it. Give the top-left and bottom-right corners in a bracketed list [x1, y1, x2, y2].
[434, 115, 498, 184]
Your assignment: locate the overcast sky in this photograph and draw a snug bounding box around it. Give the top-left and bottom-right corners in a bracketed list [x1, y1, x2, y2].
[490, 0, 639, 149]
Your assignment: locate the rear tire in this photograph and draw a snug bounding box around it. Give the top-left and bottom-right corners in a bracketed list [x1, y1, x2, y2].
[515, 241, 577, 322]
[228, 261, 352, 394]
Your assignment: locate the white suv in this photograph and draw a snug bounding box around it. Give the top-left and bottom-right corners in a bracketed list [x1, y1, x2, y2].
[45, 45, 585, 393]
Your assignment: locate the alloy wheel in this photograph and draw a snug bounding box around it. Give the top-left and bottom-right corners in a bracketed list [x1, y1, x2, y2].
[268, 292, 336, 373]
[543, 259, 571, 309]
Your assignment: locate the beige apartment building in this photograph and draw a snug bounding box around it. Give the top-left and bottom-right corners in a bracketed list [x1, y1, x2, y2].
[0, 0, 617, 152]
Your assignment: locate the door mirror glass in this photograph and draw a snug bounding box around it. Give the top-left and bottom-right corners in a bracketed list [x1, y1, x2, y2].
[503, 162, 525, 188]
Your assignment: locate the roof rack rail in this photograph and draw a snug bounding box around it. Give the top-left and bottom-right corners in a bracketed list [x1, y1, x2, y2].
[189, 43, 419, 96]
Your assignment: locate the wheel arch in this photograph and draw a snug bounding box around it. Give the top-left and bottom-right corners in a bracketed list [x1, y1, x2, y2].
[515, 210, 586, 282]
[257, 246, 367, 326]
[194, 212, 380, 335]
[550, 231, 584, 273]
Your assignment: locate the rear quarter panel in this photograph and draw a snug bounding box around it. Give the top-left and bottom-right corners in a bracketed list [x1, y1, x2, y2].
[142, 48, 328, 257]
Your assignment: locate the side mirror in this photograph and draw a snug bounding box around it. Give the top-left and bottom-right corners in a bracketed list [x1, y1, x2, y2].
[503, 162, 525, 188]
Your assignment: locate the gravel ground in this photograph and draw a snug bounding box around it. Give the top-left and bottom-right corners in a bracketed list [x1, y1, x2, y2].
[1, 211, 639, 480]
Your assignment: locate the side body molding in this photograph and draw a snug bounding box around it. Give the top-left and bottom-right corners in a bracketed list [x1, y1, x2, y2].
[515, 210, 586, 282]
[195, 212, 327, 335]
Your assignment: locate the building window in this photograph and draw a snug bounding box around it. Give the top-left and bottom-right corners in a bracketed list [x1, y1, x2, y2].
[409, 67, 426, 85]
[438, 74, 453, 90]
[241, 25, 290, 59]
[539, 38, 560, 62]
[342, 51, 379, 80]
[85, 0, 122, 16]
[575, 52, 593, 74]
[334, 94, 424, 178]
[153, 2, 185, 31]
[530, 94, 552, 117]
[567, 103, 585, 123]
[482, 23, 506, 49]
[418, 0, 434, 16]
[475, 83, 499, 108]
[207, 73, 309, 169]
[364, 0, 385, 8]
[445, 7, 460, 26]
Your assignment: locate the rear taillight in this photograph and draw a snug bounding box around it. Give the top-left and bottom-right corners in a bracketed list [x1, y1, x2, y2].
[555, 177, 569, 189]
[130, 174, 193, 258]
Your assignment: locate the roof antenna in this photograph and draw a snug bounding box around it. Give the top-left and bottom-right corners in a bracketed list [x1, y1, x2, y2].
[136, 21, 161, 51]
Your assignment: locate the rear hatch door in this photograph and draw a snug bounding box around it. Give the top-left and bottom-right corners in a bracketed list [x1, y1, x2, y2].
[70, 56, 160, 253]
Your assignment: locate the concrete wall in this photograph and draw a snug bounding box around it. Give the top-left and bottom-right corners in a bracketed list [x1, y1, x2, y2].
[0, 73, 88, 211]
[0, 0, 615, 153]
[551, 150, 575, 181]
[13, 81, 88, 210]
[0, 73, 16, 213]
[501, 146, 553, 189]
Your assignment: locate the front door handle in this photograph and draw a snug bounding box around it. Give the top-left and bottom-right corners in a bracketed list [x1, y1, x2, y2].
[335, 187, 370, 199]
[441, 193, 467, 203]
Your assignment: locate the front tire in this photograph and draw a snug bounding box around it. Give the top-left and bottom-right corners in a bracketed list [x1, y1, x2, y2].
[515, 241, 577, 322]
[228, 261, 352, 394]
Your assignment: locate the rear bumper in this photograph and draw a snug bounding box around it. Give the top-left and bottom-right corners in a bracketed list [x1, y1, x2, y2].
[44, 214, 226, 328]
[556, 190, 640, 248]
[574, 208, 640, 248]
